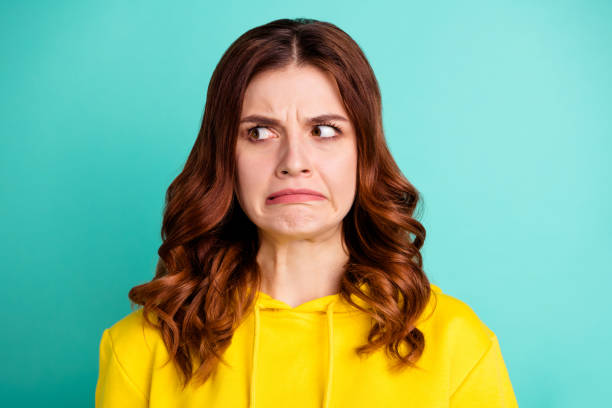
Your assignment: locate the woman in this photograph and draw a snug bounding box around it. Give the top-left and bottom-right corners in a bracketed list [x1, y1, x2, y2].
[95, 18, 518, 407]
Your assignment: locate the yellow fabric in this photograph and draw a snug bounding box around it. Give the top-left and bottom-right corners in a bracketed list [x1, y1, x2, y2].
[95, 283, 519, 407]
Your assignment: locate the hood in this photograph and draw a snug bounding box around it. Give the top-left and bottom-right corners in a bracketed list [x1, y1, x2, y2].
[248, 282, 441, 408]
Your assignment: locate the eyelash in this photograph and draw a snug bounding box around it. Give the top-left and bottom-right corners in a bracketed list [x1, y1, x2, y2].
[245, 122, 343, 143]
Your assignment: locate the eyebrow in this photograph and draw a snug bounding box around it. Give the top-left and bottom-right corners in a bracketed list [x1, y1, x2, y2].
[239, 113, 349, 126]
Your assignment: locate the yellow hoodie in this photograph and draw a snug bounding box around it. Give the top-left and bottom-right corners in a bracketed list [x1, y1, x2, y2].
[95, 283, 518, 407]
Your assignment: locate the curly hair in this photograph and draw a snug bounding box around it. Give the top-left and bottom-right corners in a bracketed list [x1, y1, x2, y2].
[128, 17, 431, 390]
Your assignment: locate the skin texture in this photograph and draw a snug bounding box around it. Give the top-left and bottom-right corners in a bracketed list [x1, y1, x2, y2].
[235, 63, 358, 308]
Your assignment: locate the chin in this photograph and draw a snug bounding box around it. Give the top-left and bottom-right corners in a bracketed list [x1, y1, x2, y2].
[263, 218, 340, 238]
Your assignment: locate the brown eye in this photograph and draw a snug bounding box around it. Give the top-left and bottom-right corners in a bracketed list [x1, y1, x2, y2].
[313, 124, 339, 139]
[247, 126, 272, 142]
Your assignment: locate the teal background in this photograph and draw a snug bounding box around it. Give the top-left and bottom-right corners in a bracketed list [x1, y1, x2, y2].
[1, 0, 610, 406]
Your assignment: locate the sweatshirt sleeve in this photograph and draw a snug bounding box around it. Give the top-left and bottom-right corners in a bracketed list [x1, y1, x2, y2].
[95, 328, 149, 408]
[450, 333, 518, 408]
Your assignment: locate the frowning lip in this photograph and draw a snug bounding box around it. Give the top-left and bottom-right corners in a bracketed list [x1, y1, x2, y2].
[268, 188, 325, 199]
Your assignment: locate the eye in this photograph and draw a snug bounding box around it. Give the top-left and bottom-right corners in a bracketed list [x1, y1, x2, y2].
[313, 123, 341, 140]
[246, 126, 274, 142]
[245, 122, 342, 143]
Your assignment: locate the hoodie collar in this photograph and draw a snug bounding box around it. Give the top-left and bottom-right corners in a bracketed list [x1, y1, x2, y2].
[251, 282, 441, 316]
[248, 282, 441, 408]
[249, 288, 347, 408]
[253, 288, 364, 313]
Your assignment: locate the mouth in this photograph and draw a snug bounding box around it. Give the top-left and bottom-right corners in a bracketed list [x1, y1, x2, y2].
[266, 194, 326, 205]
[266, 188, 326, 205]
[268, 188, 325, 200]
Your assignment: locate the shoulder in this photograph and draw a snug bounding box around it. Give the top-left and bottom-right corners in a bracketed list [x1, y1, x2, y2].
[427, 283, 494, 338]
[101, 308, 166, 379]
[423, 283, 494, 336]
[420, 284, 497, 377]
[105, 308, 163, 353]
[97, 308, 167, 404]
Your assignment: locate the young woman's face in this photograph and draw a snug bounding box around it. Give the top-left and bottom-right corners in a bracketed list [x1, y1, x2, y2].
[235, 64, 357, 241]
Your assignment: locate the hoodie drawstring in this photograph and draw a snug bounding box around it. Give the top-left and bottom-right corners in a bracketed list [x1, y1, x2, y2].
[249, 299, 337, 408]
[250, 303, 260, 408]
[323, 299, 335, 408]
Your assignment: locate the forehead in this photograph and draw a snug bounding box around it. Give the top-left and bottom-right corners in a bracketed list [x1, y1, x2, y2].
[241, 65, 348, 118]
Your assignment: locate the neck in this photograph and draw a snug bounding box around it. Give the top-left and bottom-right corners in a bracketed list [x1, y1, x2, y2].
[255, 223, 349, 308]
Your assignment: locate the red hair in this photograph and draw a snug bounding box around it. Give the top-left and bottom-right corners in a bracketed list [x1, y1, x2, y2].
[129, 18, 432, 389]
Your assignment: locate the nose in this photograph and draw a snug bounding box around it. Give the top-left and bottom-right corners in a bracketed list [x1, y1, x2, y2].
[276, 128, 312, 178]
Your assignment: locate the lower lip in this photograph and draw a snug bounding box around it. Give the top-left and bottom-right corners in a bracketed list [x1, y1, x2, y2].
[266, 194, 326, 205]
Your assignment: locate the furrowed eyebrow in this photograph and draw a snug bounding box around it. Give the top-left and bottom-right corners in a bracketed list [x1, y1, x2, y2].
[239, 114, 349, 126]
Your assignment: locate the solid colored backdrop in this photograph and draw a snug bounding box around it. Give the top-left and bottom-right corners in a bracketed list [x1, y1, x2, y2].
[1, 1, 610, 406]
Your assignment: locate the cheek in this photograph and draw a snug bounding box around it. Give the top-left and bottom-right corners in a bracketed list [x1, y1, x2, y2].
[323, 153, 357, 197]
[236, 154, 269, 200]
